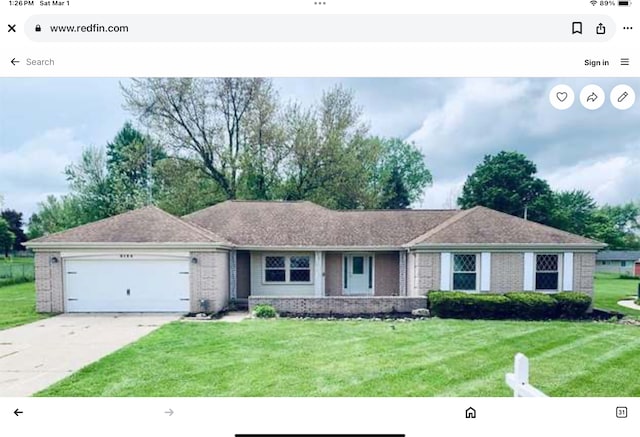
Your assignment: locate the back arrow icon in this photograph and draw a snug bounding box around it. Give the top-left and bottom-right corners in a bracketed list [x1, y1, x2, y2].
[11, 58, 19, 66]
[165, 408, 174, 416]
[14, 409, 23, 416]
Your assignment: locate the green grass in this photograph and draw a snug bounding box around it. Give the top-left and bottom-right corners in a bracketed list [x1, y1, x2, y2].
[37, 317, 640, 397]
[593, 273, 640, 317]
[0, 257, 35, 286]
[0, 282, 48, 330]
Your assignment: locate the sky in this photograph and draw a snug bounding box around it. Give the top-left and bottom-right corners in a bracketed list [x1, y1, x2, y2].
[1, 77, 639, 220]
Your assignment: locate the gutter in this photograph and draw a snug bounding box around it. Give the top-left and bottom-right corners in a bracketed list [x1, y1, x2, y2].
[24, 242, 235, 251]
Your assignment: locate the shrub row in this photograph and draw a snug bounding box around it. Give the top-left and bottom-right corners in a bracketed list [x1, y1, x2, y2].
[428, 291, 591, 320]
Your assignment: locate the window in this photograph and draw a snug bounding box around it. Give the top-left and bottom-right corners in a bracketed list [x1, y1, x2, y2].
[621, 261, 627, 267]
[264, 255, 312, 283]
[353, 256, 364, 274]
[289, 256, 311, 282]
[535, 254, 559, 291]
[265, 256, 286, 282]
[453, 254, 477, 291]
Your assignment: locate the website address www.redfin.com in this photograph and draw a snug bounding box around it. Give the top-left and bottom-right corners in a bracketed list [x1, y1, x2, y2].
[47, 24, 129, 33]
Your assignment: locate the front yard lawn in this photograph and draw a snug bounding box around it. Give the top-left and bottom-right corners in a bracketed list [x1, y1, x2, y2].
[37, 317, 640, 397]
[593, 273, 640, 317]
[0, 282, 48, 330]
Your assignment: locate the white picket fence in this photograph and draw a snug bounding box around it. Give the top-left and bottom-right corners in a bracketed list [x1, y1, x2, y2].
[505, 353, 548, 397]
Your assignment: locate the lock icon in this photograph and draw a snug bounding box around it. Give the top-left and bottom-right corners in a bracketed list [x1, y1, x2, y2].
[35, 24, 41, 32]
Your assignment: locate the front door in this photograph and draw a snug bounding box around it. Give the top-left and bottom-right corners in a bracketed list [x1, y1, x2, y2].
[344, 254, 373, 295]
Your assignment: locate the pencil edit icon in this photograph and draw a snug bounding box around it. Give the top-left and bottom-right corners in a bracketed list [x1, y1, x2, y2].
[610, 84, 635, 110]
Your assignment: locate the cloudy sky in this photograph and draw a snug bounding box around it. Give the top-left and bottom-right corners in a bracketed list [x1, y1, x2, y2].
[1, 77, 638, 219]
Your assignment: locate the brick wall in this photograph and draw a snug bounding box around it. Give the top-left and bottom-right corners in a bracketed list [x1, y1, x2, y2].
[190, 251, 229, 313]
[35, 252, 64, 313]
[490, 253, 524, 293]
[413, 252, 440, 295]
[249, 296, 427, 316]
[573, 252, 596, 297]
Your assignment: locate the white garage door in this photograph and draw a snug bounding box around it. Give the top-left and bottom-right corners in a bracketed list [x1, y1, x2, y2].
[64, 258, 190, 312]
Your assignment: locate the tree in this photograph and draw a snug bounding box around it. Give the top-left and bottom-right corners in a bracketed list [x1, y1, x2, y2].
[153, 158, 226, 216]
[458, 151, 555, 224]
[106, 122, 166, 213]
[280, 86, 376, 209]
[237, 81, 287, 200]
[64, 146, 112, 222]
[0, 209, 27, 252]
[122, 78, 270, 199]
[27, 195, 86, 239]
[380, 167, 411, 209]
[593, 203, 640, 249]
[373, 138, 432, 209]
[550, 190, 597, 236]
[0, 218, 16, 258]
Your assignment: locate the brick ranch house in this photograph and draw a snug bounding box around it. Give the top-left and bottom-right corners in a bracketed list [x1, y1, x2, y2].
[26, 201, 605, 315]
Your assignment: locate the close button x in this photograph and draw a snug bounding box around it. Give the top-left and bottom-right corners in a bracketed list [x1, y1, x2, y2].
[8, 24, 16, 32]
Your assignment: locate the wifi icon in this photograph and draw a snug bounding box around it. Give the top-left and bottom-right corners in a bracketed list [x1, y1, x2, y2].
[590, 0, 597, 5]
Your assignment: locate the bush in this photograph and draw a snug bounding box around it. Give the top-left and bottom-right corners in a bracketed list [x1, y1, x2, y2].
[428, 291, 510, 319]
[505, 292, 558, 320]
[552, 292, 592, 318]
[253, 304, 277, 318]
[619, 274, 640, 280]
[428, 290, 591, 320]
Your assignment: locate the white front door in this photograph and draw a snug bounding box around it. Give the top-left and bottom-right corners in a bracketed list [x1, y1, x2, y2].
[64, 258, 191, 312]
[344, 254, 373, 295]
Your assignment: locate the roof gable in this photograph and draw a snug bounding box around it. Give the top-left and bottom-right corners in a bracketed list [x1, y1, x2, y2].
[408, 206, 605, 247]
[28, 206, 230, 245]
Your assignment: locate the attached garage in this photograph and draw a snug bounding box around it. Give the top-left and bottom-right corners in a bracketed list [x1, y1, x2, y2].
[27, 206, 232, 314]
[64, 257, 191, 312]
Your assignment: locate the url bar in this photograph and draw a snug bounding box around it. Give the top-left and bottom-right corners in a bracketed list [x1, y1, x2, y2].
[24, 14, 616, 42]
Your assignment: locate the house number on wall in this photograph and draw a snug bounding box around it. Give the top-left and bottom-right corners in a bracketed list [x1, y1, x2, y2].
[119, 254, 134, 258]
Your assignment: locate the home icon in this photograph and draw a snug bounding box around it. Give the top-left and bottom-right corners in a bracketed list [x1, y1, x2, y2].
[465, 407, 476, 419]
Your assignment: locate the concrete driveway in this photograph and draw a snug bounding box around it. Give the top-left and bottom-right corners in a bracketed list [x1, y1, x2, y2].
[0, 313, 180, 396]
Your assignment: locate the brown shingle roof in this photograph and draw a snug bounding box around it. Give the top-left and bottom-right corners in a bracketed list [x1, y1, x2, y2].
[409, 206, 604, 246]
[28, 206, 230, 244]
[184, 200, 458, 247]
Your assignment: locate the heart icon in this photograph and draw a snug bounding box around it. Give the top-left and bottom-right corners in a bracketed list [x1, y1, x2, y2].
[556, 92, 568, 102]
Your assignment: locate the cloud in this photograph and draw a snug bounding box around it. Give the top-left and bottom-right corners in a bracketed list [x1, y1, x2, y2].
[0, 128, 83, 217]
[406, 78, 640, 207]
[545, 155, 640, 205]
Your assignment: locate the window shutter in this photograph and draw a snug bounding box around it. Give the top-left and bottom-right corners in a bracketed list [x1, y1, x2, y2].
[563, 252, 574, 291]
[480, 252, 491, 291]
[523, 252, 534, 291]
[440, 252, 451, 291]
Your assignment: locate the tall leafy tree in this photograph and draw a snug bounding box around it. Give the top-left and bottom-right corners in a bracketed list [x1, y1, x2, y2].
[280, 86, 376, 209]
[122, 78, 270, 199]
[0, 217, 16, 257]
[106, 122, 166, 213]
[380, 167, 411, 209]
[550, 190, 598, 236]
[64, 146, 112, 222]
[238, 81, 287, 200]
[372, 137, 432, 209]
[154, 158, 226, 216]
[594, 203, 640, 249]
[27, 195, 86, 239]
[458, 151, 555, 224]
[0, 209, 27, 252]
